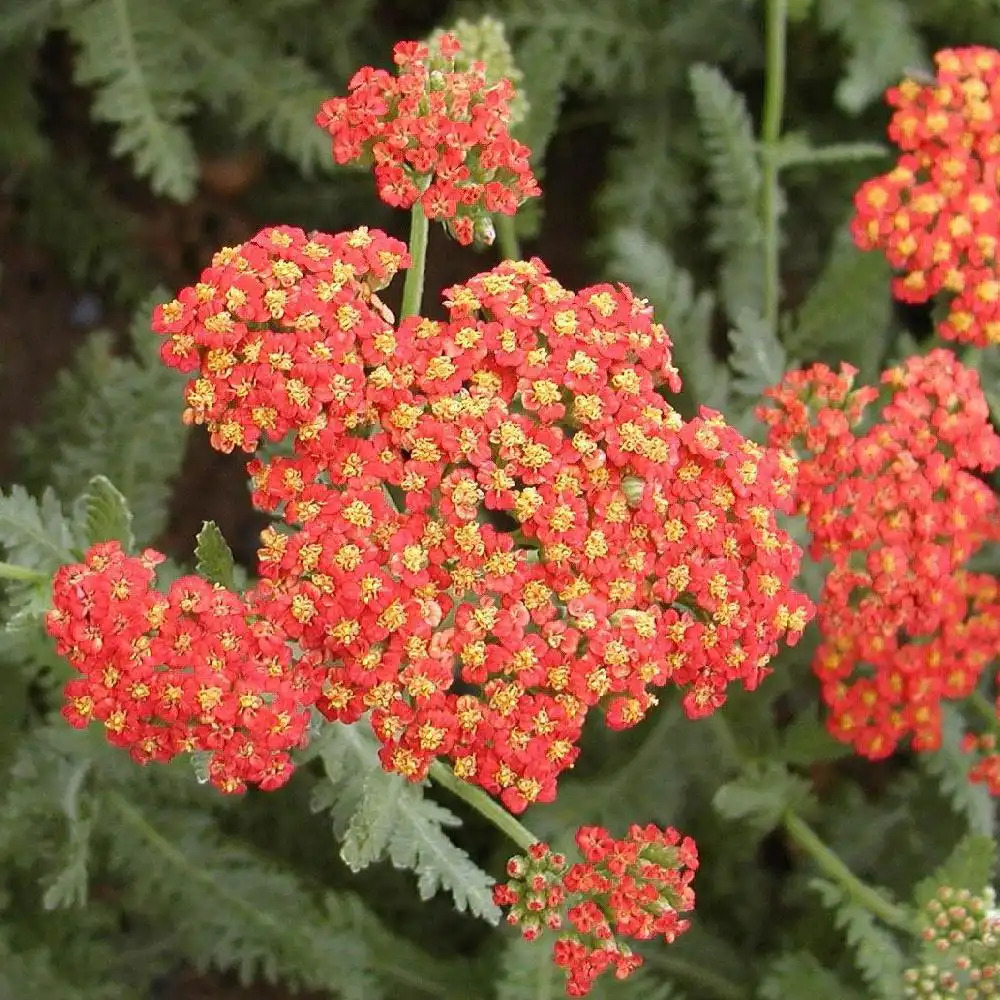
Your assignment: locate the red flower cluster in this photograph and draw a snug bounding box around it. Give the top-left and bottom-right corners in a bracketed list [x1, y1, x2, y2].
[494, 826, 698, 996]
[45, 542, 322, 793]
[315, 34, 540, 245]
[153, 224, 409, 455]
[148, 226, 811, 811]
[760, 350, 1000, 761]
[852, 47, 1000, 347]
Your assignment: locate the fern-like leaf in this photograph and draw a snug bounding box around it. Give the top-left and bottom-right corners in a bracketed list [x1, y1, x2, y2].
[311, 721, 501, 923]
[714, 762, 813, 834]
[689, 63, 765, 322]
[81, 476, 135, 550]
[728, 309, 788, 403]
[758, 951, 864, 1000]
[63, 0, 199, 200]
[786, 229, 892, 379]
[912, 835, 996, 914]
[810, 878, 905, 1000]
[817, 0, 927, 113]
[919, 704, 995, 837]
[14, 292, 190, 543]
[0, 486, 77, 576]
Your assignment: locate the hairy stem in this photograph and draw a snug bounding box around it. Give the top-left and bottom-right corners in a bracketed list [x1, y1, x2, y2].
[428, 760, 538, 852]
[400, 200, 430, 321]
[783, 811, 913, 933]
[760, 0, 788, 334]
[496, 214, 521, 262]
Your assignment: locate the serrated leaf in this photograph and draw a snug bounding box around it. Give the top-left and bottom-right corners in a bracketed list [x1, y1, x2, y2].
[817, 0, 926, 114]
[913, 835, 997, 914]
[728, 309, 788, 402]
[194, 520, 237, 590]
[759, 951, 863, 1000]
[689, 62, 765, 321]
[314, 722, 500, 923]
[774, 134, 889, 170]
[779, 711, 855, 766]
[920, 704, 995, 837]
[81, 475, 134, 550]
[810, 878, 906, 999]
[786, 231, 892, 380]
[0, 486, 77, 573]
[713, 761, 813, 832]
[63, 0, 199, 200]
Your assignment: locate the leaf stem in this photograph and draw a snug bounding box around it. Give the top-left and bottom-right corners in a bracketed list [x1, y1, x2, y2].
[495, 214, 521, 262]
[783, 810, 913, 933]
[0, 560, 49, 582]
[760, 0, 788, 334]
[428, 760, 538, 852]
[400, 200, 430, 321]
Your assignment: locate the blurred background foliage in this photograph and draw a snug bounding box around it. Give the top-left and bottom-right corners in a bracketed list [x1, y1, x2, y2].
[2, 1, 1000, 998]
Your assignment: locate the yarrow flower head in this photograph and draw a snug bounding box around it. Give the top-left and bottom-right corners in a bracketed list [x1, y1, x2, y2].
[146, 226, 813, 811]
[315, 34, 540, 246]
[494, 826, 698, 996]
[45, 541, 322, 793]
[760, 349, 1000, 764]
[852, 46, 1000, 346]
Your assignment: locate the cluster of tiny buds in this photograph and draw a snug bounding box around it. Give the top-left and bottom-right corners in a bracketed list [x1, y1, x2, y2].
[904, 887, 1000, 999]
[494, 825, 697, 996]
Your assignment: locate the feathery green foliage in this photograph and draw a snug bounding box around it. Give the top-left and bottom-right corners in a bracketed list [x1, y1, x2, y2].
[14, 293, 189, 543]
[689, 63, 766, 322]
[310, 720, 501, 923]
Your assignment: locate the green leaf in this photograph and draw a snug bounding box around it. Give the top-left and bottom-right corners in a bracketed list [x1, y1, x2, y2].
[774, 134, 889, 170]
[786, 230, 892, 380]
[194, 521, 237, 590]
[778, 710, 855, 766]
[758, 951, 863, 1000]
[919, 704, 995, 837]
[728, 309, 788, 402]
[689, 63, 765, 322]
[0, 0, 59, 49]
[511, 26, 569, 170]
[810, 878, 906, 999]
[912, 835, 996, 914]
[14, 292, 190, 541]
[713, 762, 813, 833]
[81, 476, 134, 551]
[817, 0, 926, 114]
[63, 0, 199, 200]
[311, 721, 501, 924]
[604, 227, 727, 414]
[0, 486, 76, 574]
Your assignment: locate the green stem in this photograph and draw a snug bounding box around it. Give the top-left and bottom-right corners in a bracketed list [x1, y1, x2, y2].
[642, 951, 748, 1000]
[495, 214, 521, 262]
[760, 0, 788, 334]
[783, 811, 913, 933]
[0, 560, 49, 582]
[428, 760, 538, 852]
[400, 200, 430, 321]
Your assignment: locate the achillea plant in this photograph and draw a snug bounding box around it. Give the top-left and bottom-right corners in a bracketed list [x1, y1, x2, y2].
[3, 8, 1000, 1000]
